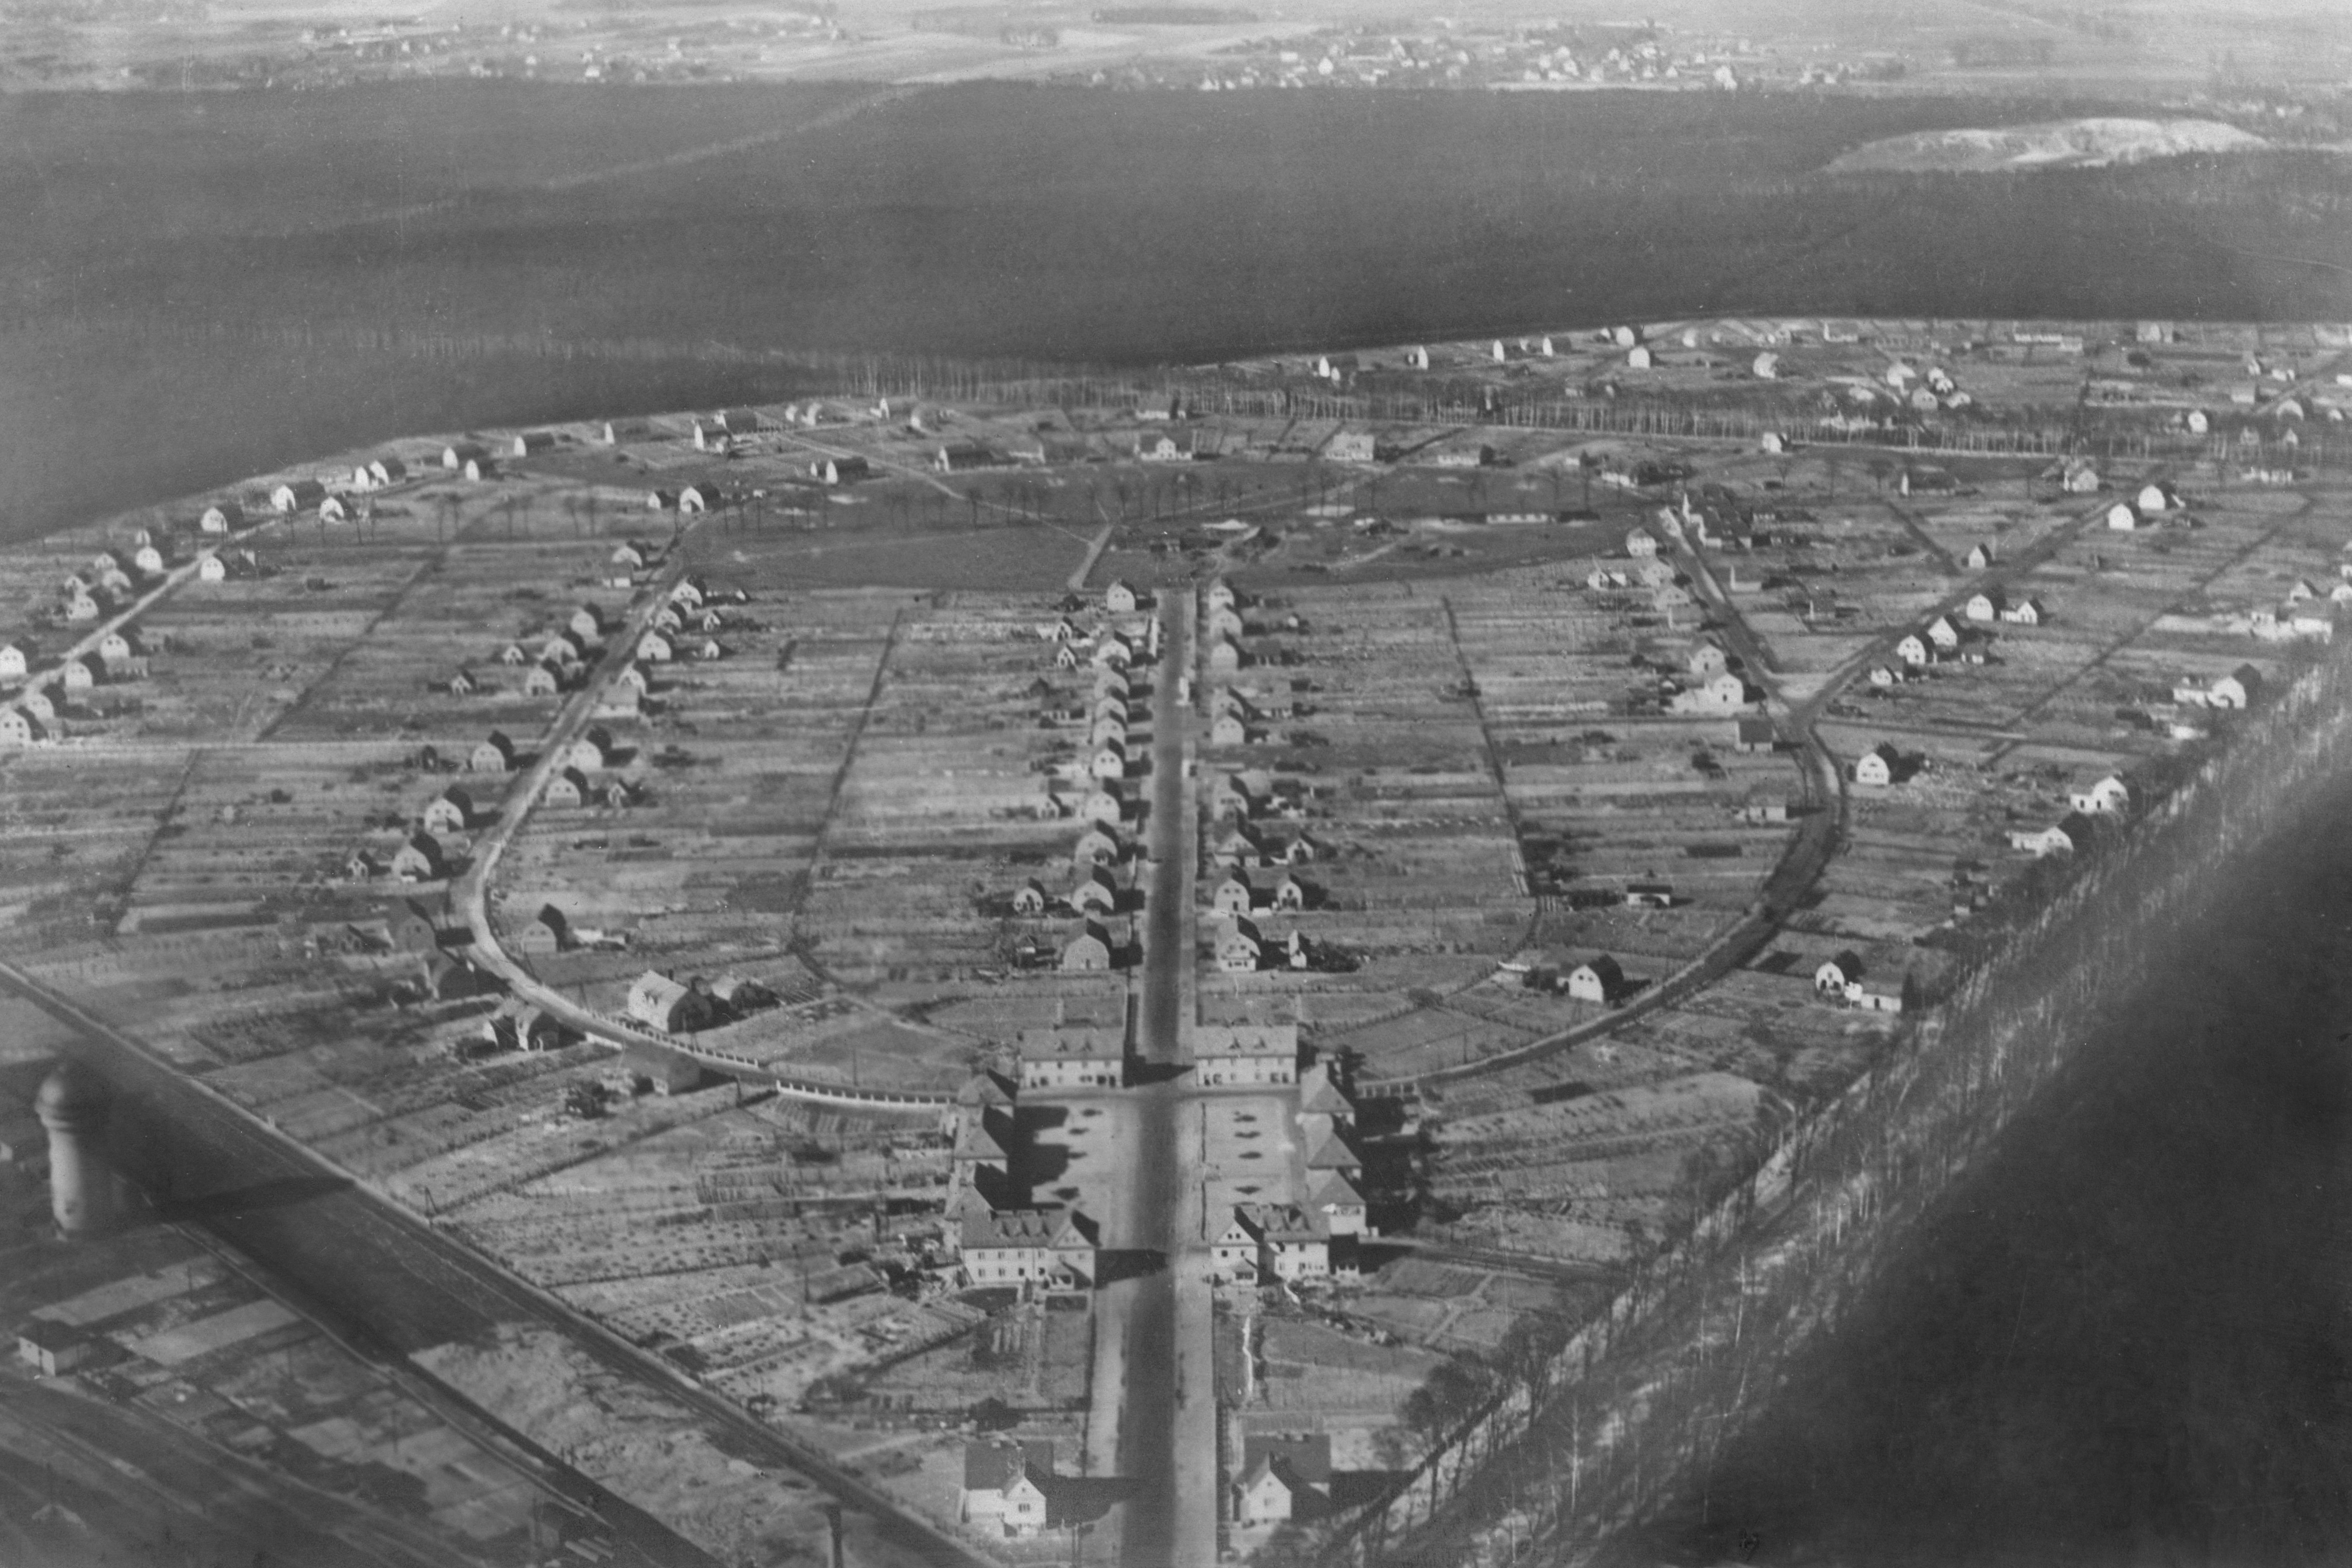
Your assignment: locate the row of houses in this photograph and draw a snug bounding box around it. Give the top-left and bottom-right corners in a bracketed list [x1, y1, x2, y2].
[1208, 1060, 1369, 1292]
[0, 627, 156, 743]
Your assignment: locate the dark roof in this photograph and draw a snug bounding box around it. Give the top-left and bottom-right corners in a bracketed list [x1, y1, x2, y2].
[17, 1319, 85, 1351]
[963, 1439, 1053, 1491]
[1241, 1434, 1332, 1486]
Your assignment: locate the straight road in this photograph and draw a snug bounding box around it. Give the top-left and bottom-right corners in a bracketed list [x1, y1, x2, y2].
[1115, 592, 1198, 1568]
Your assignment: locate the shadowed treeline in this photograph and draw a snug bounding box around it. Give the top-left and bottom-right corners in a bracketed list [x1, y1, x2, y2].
[1612, 802, 2352, 1568]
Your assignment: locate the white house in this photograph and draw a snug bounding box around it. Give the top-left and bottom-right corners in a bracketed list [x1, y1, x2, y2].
[1667, 672, 1749, 716]
[1017, 1027, 1124, 1090]
[960, 1441, 1054, 1537]
[2069, 774, 2131, 816]
[1233, 1436, 1332, 1528]
[626, 971, 713, 1033]
[1070, 864, 1120, 914]
[1853, 743, 1902, 787]
[1060, 921, 1115, 971]
[269, 479, 326, 514]
[1563, 953, 1627, 1004]
[421, 788, 472, 836]
[2009, 812, 2093, 858]
[956, 1209, 1096, 1291]
[1214, 917, 1263, 974]
[1813, 950, 1863, 996]
[1193, 1023, 1298, 1087]
[1219, 1203, 1329, 1284]
[2208, 664, 2261, 709]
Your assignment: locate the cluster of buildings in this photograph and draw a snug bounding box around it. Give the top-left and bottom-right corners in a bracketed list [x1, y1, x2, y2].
[1160, 24, 1761, 95]
[944, 1063, 1100, 1294]
[1199, 580, 1348, 975]
[0, 619, 154, 745]
[1207, 1057, 1371, 1286]
[1002, 584, 1167, 972]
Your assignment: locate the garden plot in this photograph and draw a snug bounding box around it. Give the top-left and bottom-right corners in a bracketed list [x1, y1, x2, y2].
[261, 536, 616, 727]
[1198, 583, 1532, 1065]
[134, 539, 446, 742]
[854, 1301, 1092, 1415]
[800, 594, 1156, 991]
[489, 590, 887, 962]
[1254, 1317, 1445, 1420]
[1347, 1256, 1590, 1357]
[118, 743, 454, 932]
[0, 748, 192, 933]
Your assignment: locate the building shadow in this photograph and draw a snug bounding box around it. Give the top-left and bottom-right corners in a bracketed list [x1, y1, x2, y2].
[1092, 1248, 1167, 1286]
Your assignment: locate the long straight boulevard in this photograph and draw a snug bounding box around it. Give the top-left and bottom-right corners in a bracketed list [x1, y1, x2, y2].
[1110, 590, 1221, 1568]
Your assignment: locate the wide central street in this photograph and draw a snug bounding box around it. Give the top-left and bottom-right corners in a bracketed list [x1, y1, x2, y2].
[1113, 590, 1216, 1568]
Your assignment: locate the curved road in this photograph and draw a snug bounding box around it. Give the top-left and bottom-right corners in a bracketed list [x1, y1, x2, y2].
[1410, 480, 2120, 1093]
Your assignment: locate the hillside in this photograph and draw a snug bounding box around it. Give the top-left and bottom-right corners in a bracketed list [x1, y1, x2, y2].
[1829, 116, 2273, 172]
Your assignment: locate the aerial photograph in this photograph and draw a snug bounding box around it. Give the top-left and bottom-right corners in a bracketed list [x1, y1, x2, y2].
[0, 0, 2348, 1564]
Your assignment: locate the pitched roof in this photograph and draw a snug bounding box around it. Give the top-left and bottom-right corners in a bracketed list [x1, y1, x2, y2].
[1015, 1027, 1124, 1061]
[1236, 1202, 1323, 1242]
[962, 1439, 1055, 1491]
[1241, 1433, 1331, 1486]
[1299, 1061, 1353, 1115]
[1300, 1118, 1357, 1172]
[1195, 1023, 1298, 1060]
[953, 1116, 1010, 1164]
[1305, 1167, 1362, 1212]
